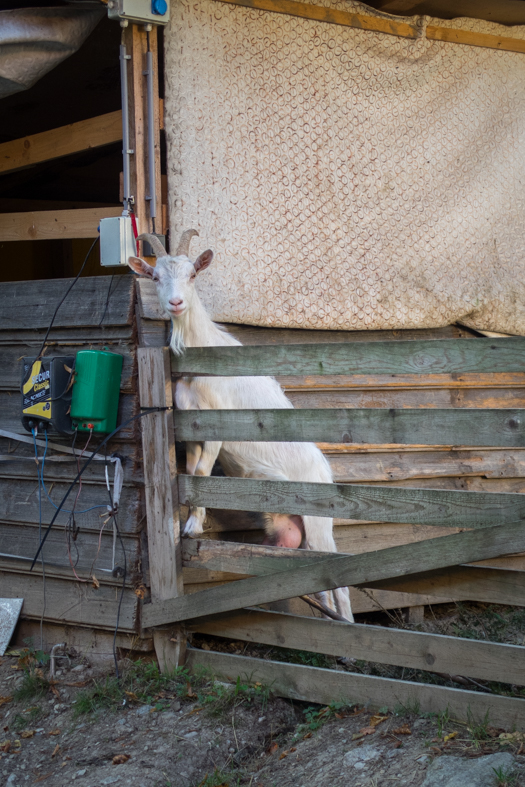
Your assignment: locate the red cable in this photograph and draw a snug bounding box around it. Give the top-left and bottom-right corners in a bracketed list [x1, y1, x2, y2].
[130, 212, 139, 255]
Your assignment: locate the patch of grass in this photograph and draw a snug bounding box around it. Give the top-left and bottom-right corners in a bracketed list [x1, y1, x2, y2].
[267, 647, 334, 670]
[293, 702, 348, 740]
[394, 698, 421, 717]
[12, 713, 28, 732]
[73, 660, 271, 720]
[493, 765, 519, 787]
[435, 706, 450, 738]
[196, 769, 241, 787]
[466, 707, 491, 746]
[201, 675, 271, 718]
[13, 672, 49, 702]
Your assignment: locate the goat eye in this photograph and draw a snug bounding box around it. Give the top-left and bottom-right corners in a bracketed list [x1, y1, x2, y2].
[190, 273, 196, 281]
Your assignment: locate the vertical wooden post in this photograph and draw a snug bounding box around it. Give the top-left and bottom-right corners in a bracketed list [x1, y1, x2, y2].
[123, 24, 163, 238]
[138, 346, 185, 670]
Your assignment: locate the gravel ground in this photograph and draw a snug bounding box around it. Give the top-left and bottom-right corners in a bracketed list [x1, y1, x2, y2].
[1, 647, 524, 787]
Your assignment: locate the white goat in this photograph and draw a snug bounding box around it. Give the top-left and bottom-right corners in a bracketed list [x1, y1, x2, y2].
[129, 230, 353, 622]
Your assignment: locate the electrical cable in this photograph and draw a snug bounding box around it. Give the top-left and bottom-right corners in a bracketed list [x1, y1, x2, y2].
[105, 446, 126, 681]
[31, 237, 100, 367]
[32, 429, 47, 652]
[30, 407, 172, 570]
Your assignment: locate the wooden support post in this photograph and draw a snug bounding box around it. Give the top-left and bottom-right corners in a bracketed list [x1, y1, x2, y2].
[138, 347, 185, 670]
[123, 24, 163, 238]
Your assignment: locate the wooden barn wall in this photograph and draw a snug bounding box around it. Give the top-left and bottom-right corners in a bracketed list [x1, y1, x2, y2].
[137, 278, 525, 615]
[0, 275, 146, 642]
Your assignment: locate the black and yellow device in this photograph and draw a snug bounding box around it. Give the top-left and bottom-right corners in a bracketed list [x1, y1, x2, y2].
[21, 356, 75, 435]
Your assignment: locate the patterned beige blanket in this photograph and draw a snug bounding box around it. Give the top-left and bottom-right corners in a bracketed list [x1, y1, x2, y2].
[164, 1, 525, 334]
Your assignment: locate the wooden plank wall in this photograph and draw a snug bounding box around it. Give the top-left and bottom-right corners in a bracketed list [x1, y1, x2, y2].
[0, 275, 146, 637]
[137, 279, 525, 614]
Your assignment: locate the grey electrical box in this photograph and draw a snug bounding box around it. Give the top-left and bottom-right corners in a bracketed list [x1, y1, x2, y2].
[100, 216, 137, 267]
[108, 0, 170, 25]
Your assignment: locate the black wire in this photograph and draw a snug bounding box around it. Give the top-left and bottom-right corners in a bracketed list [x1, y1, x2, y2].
[32, 237, 100, 366]
[105, 446, 126, 681]
[30, 407, 171, 570]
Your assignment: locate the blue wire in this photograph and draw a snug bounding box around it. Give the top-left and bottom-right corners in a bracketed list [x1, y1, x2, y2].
[37, 430, 107, 515]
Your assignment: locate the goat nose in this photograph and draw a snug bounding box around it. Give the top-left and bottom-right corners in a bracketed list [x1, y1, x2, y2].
[169, 298, 183, 307]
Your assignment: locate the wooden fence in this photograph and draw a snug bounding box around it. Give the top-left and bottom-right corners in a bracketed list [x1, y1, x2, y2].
[137, 335, 525, 727]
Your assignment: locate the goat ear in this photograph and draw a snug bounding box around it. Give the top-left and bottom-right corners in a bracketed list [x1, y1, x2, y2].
[128, 256, 155, 278]
[194, 249, 213, 274]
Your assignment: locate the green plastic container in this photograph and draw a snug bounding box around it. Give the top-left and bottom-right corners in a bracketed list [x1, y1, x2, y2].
[70, 350, 123, 433]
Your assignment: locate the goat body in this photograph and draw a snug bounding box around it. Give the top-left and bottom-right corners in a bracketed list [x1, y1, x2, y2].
[129, 232, 353, 622]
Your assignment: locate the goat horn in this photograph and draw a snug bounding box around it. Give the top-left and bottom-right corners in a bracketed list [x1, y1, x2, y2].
[137, 233, 167, 258]
[176, 229, 199, 257]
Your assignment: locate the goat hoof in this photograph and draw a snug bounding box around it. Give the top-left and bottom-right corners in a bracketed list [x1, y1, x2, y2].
[183, 515, 204, 538]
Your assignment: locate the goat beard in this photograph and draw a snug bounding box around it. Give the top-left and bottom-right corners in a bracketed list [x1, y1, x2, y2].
[169, 319, 186, 356]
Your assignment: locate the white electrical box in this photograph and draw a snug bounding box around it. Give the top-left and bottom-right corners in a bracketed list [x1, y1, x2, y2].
[100, 216, 137, 267]
[108, 0, 170, 25]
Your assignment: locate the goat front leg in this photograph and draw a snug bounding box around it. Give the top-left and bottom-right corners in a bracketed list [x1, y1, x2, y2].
[183, 441, 222, 537]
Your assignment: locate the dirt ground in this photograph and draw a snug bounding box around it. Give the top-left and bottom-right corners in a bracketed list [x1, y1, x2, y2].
[1, 624, 525, 787]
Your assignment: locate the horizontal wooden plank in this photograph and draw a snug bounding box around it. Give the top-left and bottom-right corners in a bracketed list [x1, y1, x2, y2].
[0, 207, 123, 242]
[0, 326, 133, 345]
[325, 448, 525, 483]
[0, 276, 134, 330]
[285, 387, 525, 410]
[190, 608, 525, 685]
[143, 520, 525, 625]
[427, 25, 525, 54]
[280, 372, 525, 390]
[0, 570, 138, 632]
[187, 649, 525, 728]
[0, 477, 143, 534]
[175, 408, 525, 446]
[178, 475, 525, 527]
[171, 338, 525, 377]
[216, 0, 418, 36]
[0, 522, 141, 578]
[0, 111, 123, 176]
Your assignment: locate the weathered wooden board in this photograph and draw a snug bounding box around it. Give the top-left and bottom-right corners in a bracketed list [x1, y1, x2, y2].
[0, 522, 141, 577]
[170, 338, 525, 377]
[325, 449, 525, 483]
[426, 25, 525, 54]
[279, 372, 525, 390]
[0, 111, 122, 175]
[0, 276, 135, 331]
[187, 649, 525, 728]
[0, 570, 138, 632]
[174, 408, 525, 446]
[285, 387, 525, 409]
[178, 475, 525, 527]
[14, 619, 152, 658]
[190, 608, 525, 685]
[0, 475, 143, 534]
[0, 208, 123, 242]
[143, 520, 525, 626]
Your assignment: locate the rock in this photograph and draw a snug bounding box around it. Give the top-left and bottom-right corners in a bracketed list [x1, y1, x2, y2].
[135, 705, 154, 716]
[343, 744, 381, 768]
[72, 664, 87, 672]
[421, 753, 516, 787]
[6, 775, 17, 786]
[100, 778, 120, 786]
[184, 731, 199, 739]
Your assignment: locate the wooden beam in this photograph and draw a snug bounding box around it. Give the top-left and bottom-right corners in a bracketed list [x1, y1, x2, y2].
[427, 25, 525, 55]
[142, 519, 525, 626]
[213, 0, 418, 38]
[175, 408, 525, 447]
[190, 608, 525, 686]
[138, 347, 185, 670]
[124, 25, 163, 237]
[171, 338, 525, 377]
[187, 649, 525, 727]
[178, 475, 525, 527]
[0, 112, 122, 176]
[0, 207, 121, 241]
[182, 540, 525, 607]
